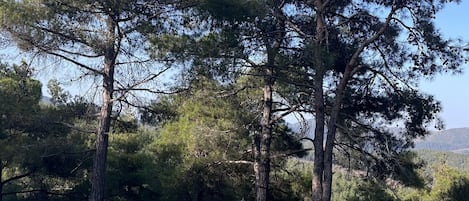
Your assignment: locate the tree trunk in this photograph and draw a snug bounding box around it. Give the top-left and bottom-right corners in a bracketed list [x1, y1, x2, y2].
[1, 160, 3, 201]
[311, 1, 328, 200]
[323, 68, 353, 201]
[255, 67, 274, 201]
[254, 4, 285, 198]
[90, 16, 116, 201]
[312, 73, 325, 201]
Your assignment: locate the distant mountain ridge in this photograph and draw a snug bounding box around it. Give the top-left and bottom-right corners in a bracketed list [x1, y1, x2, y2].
[288, 121, 469, 154]
[414, 128, 469, 154]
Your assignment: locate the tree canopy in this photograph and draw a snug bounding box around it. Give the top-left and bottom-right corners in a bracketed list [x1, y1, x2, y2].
[0, 0, 467, 201]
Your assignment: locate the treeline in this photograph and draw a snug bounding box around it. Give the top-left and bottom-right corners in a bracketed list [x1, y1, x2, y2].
[0, 1, 467, 201]
[331, 150, 469, 201]
[3, 60, 469, 201]
[0, 63, 307, 200]
[416, 149, 469, 171]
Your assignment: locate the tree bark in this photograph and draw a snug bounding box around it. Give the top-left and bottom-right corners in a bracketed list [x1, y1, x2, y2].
[255, 66, 274, 201]
[322, 68, 351, 201]
[312, 72, 325, 201]
[253, 4, 285, 200]
[311, 1, 328, 200]
[319, 6, 395, 201]
[90, 15, 116, 201]
[1, 160, 3, 201]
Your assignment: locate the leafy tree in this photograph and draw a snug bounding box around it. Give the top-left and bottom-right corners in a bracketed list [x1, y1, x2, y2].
[190, 1, 466, 201]
[332, 170, 397, 201]
[425, 164, 469, 201]
[177, 1, 466, 200]
[0, 62, 42, 201]
[105, 129, 161, 201]
[272, 1, 467, 200]
[147, 77, 254, 200]
[0, 62, 93, 201]
[139, 74, 306, 200]
[47, 79, 71, 106]
[0, 1, 190, 200]
[167, 2, 300, 200]
[0, 62, 41, 133]
[1, 1, 466, 201]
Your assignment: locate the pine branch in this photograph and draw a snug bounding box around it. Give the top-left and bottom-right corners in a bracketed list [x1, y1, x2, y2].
[50, 122, 95, 134]
[1, 169, 36, 185]
[1, 189, 80, 196]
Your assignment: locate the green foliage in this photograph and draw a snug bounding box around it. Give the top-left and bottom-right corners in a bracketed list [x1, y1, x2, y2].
[112, 115, 139, 133]
[139, 96, 177, 127]
[270, 159, 313, 201]
[199, 0, 266, 22]
[394, 152, 426, 187]
[47, 79, 70, 106]
[332, 170, 397, 201]
[106, 130, 160, 201]
[148, 78, 253, 200]
[0, 62, 94, 201]
[1, 0, 467, 200]
[425, 164, 469, 201]
[280, 152, 469, 201]
[0, 62, 41, 132]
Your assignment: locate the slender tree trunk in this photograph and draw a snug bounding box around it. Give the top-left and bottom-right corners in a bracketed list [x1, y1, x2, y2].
[255, 66, 274, 201]
[312, 72, 325, 201]
[254, 4, 285, 199]
[323, 68, 352, 201]
[320, 6, 395, 200]
[1, 160, 3, 201]
[311, 1, 328, 200]
[90, 16, 116, 201]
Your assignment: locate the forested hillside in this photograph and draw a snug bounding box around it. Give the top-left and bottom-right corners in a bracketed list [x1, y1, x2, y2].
[1, 0, 468, 201]
[415, 128, 469, 153]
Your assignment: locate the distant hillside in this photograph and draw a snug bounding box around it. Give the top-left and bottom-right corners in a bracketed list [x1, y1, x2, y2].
[414, 128, 469, 154]
[289, 121, 469, 170]
[415, 149, 469, 170]
[288, 119, 469, 154]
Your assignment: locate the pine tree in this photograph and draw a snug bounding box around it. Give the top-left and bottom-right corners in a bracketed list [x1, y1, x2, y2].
[1, 1, 190, 200]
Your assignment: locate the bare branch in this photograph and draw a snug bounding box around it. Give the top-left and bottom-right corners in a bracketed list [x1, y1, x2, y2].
[211, 160, 253, 165]
[271, 148, 313, 158]
[270, 105, 300, 124]
[1, 189, 80, 196]
[2, 169, 36, 185]
[56, 47, 103, 58]
[41, 49, 103, 75]
[347, 6, 399, 69]
[30, 24, 91, 46]
[215, 86, 250, 98]
[111, 65, 173, 102]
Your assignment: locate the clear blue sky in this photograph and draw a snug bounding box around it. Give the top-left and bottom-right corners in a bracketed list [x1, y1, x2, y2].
[420, 1, 469, 129]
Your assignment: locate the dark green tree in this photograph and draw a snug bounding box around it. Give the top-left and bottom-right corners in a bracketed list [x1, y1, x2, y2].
[138, 74, 306, 201]
[183, 1, 466, 201]
[151, 78, 254, 200]
[0, 1, 190, 200]
[275, 1, 466, 200]
[163, 1, 297, 200]
[105, 129, 161, 201]
[47, 79, 71, 106]
[0, 62, 41, 201]
[0, 62, 93, 201]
